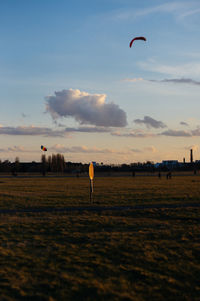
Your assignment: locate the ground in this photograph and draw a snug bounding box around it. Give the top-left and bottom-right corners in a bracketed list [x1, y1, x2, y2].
[0, 174, 200, 300]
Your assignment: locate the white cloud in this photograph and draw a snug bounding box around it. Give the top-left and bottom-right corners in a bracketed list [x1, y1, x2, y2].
[46, 89, 127, 127]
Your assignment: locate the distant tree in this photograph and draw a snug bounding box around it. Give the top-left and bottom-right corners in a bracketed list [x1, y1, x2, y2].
[41, 154, 47, 176]
[61, 155, 65, 171]
[51, 154, 57, 172]
[15, 157, 20, 171]
[47, 155, 52, 172]
[56, 153, 65, 172]
[2, 160, 11, 172]
[12, 157, 20, 176]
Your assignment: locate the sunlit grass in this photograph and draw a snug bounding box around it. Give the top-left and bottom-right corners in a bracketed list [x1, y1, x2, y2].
[0, 175, 200, 209]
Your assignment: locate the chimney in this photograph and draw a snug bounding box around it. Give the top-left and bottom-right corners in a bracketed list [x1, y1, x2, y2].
[190, 149, 193, 163]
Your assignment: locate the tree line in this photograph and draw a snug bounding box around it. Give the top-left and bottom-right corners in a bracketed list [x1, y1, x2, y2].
[0, 156, 199, 175]
[41, 153, 65, 174]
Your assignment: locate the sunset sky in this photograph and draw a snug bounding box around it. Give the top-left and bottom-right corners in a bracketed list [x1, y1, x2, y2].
[1, 0, 200, 164]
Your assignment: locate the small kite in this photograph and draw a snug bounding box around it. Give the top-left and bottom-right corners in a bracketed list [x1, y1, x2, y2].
[129, 36, 146, 48]
[41, 145, 47, 151]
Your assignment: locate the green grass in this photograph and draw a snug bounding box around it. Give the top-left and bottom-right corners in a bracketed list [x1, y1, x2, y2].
[0, 175, 200, 300]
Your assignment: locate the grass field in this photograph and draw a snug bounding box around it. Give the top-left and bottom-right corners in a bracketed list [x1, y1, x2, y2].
[0, 175, 200, 300]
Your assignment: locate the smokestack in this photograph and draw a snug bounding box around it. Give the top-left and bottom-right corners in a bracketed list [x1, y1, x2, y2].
[190, 149, 193, 163]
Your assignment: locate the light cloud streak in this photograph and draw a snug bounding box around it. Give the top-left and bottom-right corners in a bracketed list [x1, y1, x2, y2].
[0, 146, 32, 153]
[139, 61, 200, 78]
[111, 129, 155, 138]
[123, 77, 200, 86]
[50, 144, 134, 155]
[0, 125, 113, 137]
[150, 78, 200, 86]
[0, 126, 66, 137]
[114, 2, 192, 21]
[160, 129, 192, 137]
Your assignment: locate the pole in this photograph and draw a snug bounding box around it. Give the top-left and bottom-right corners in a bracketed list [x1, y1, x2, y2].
[90, 179, 93, 203]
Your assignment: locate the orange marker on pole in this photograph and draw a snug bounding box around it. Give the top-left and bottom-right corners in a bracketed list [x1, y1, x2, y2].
[89, 162, 94, 203]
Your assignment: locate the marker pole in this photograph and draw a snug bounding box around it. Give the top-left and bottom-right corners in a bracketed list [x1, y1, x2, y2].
[89, 162, 94, 203]
[90, 179, 93, 203]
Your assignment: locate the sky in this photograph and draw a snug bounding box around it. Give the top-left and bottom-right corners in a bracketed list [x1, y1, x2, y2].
[1, 0, 200, 164]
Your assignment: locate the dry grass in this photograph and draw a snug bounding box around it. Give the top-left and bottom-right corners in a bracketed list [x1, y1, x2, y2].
[0, 174, 200, 209]
[0, 174, 200, 300]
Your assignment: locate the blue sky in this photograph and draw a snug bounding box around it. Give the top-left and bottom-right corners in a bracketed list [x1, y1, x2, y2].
[1, 0, 200, 163]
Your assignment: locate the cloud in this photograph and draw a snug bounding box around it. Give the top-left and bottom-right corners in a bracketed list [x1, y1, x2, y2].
[123, 77, 200, 86]
[111, 129, 155, 138]
[185, 145, 199, 152]
[160, 129, 192, 137]
[46, 89, 127, 127]
[64, 126, 111, 133]
[134, 116, 166, 129]
[160, 127, 200, 137]
[139, 61, 200, 78]
[0, 146, 32, 153]
[123, 78, 144, 83]
[150, 78, 200, 86]
[144, 146, 157, 153]
[131, 148, 142, 153]
[0, 125, 113, 137]
[0, 126, 67, 137]
[180, 121, 189, 126]
[114, 2, 191, 21]
[50, 144, 129, 155]
[179, 8, 200, 20]
[191, 128, 200, 136]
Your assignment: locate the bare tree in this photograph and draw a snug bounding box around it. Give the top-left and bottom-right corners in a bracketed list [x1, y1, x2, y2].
[47, 155, 52, 172]
[41, 154, 47, 176]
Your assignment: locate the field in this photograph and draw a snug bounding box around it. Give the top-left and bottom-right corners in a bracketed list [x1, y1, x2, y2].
[0, 174, 200, 300]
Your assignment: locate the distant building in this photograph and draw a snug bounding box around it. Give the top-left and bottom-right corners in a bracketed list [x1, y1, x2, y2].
[162, 160, 178, 166]
[155, 160, 179, 169]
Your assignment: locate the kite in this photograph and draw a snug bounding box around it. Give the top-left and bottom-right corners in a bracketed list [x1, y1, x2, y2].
[129, 36, 146, 48]
[41, 145, 47, 151]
